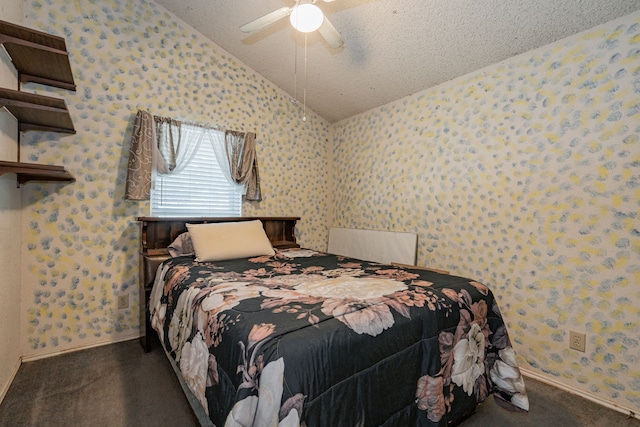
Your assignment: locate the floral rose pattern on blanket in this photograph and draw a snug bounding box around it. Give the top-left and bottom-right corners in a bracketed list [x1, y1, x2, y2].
[150, 249, 529, 426]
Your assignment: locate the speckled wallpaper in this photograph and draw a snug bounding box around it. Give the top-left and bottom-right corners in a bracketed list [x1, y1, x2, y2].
[20, 0, 329, 357]
[15, 0, 640, 417]
[332, 13, 640, 414]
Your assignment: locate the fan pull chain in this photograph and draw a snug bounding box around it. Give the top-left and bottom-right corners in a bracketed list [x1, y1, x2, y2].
[293, 28, 298, 106]
[303, 32, 308, 122]
[290, 6, 308, 123]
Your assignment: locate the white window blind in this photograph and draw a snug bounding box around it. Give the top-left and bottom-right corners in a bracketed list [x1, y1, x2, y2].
[150, 135, 242, 217]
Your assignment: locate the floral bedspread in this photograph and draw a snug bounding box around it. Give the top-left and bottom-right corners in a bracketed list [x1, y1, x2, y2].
[149, 249, 529, 426]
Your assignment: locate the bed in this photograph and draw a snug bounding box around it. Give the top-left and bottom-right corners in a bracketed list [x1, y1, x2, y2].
[138, 217, 529, 426]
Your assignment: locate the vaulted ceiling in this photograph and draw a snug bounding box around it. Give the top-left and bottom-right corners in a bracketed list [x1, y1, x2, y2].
[153, 0, 640, 123]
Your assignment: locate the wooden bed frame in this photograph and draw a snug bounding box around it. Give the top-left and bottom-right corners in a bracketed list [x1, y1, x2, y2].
[137, 216, 300, 352]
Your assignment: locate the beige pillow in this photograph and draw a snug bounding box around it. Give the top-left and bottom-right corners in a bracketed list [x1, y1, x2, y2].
[186, 220, 275, 262]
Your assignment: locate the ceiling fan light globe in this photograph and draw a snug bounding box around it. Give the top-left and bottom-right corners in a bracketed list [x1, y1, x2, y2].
[290, 4, 324, 33]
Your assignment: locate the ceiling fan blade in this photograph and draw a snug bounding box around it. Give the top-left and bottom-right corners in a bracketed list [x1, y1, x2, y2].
[240, 7, 291, 33]
[318, 17, 344, 48]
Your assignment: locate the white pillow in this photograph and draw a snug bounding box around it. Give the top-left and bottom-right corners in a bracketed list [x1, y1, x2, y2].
[186, 220, 275, 262]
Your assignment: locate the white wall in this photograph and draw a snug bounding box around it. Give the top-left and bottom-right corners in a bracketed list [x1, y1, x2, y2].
[0, 0, 24, 402]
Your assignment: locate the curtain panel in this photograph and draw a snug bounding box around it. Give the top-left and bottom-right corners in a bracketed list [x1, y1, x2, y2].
[225, 130, 262, 201]
[124, 109, 154, 200]
[125, 109, 262, 201]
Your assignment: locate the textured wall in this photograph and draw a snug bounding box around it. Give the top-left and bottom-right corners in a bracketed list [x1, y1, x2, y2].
[20, 0, 330, 358]
[332, 13, 640, 414]
[13, 0, 640, 416]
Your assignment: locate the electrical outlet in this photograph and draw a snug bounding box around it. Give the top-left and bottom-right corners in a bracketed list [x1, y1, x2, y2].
[117, 294, 129, 310]
[569, 330, 586, 352]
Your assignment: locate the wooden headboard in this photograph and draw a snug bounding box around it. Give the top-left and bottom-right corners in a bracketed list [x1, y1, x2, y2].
[138, 216, 300, 255]
[137, 216, 300, 351]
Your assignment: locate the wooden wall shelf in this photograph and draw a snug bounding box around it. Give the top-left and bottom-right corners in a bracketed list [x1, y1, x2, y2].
[0, 20, 76, 186]
[0, 19, 76, 91]
[0, 160, 74, 185]
[0, 87, 75, 133]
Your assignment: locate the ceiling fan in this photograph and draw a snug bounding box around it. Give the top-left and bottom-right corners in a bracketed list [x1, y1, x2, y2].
[240, 0, 344, 49]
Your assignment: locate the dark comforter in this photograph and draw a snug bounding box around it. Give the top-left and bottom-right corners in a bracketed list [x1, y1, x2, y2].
[149, 249, 529, 426]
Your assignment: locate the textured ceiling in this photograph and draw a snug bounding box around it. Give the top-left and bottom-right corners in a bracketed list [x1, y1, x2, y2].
[153, 0, 640, 123]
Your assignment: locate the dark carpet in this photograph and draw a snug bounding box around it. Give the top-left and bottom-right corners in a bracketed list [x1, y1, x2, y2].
[0, 338, 196, 427]
[1, 338, 638, 426]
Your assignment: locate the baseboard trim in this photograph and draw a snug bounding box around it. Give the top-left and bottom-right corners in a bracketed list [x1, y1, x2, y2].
[0, 356, 22, 405]
[21, 332, 140, 363]
[520, 368, 639, 420]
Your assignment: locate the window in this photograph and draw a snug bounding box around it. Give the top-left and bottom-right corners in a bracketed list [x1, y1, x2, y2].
[150, 128, 243, 217]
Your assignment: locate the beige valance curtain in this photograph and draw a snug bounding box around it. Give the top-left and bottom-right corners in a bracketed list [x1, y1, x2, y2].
[124, 109, 262, 201]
